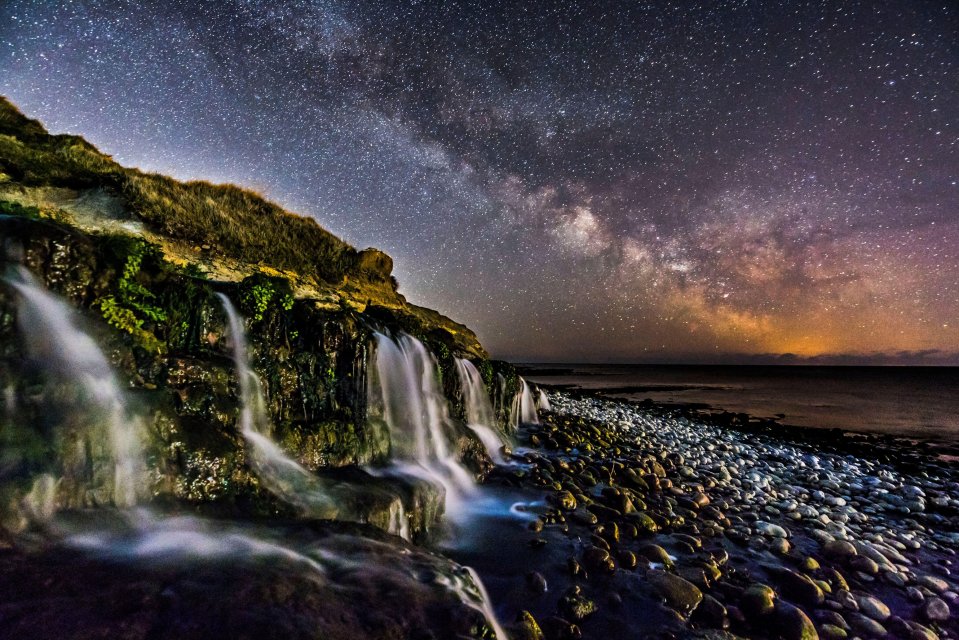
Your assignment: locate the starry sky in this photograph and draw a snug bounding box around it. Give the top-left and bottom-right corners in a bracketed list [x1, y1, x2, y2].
[2, 0, 958, 363]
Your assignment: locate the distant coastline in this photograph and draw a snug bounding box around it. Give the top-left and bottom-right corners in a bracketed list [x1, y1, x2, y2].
[518, 362, 959, 447]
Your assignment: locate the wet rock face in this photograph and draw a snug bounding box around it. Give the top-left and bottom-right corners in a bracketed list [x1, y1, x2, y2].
[0, 216, 506, 529]
[0, 522, 498, 640]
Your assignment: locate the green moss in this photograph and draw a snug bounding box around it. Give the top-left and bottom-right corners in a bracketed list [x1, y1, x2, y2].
[0, 199, 40, 219]
[477, 359, 495, 391]
[182, 262, 207, 279]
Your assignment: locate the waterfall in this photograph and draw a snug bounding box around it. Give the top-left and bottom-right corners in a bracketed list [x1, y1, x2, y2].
[217, 293, 338, 518]
[369, 333, 475, 512]
[438, 567, 510, 640]
[454, 358, 506, 463]
[538, 389, 551, 412]
[6, 267, 145, 511]
[510, 377, 539, 427]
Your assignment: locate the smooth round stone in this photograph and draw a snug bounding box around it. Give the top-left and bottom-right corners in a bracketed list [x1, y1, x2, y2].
[773, 601, 819, 640]
[848, 612, 888, 637]
[917, 575, 950, 594]
[525, 571, 548, 594]
[836, 590, 859, 612]
[771, 538, 791, 555]
[907, 587, 926, 603]
[812, 530, 836, 545]
[824, 540, 858, 559]
[802, 557, 821, 572]
[856, 595, 891, 622]
[922, 597, 950, 623]
[647, 570, 703, 616]
[820, 624, 847, 639]
[755, 520, 789, 538]
[741, 584, 777, 618]
[850, 556, 880, 576]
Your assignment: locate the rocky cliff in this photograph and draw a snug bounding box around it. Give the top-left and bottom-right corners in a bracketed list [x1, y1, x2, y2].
[0, 97, 519, 538]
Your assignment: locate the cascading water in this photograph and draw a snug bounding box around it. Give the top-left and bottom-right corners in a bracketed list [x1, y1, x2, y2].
[510, 377, 539, 427]
[454, 358, 506, 463]
[2, 276, 508, 636]
[538, 389, 552, 412]
[6, 267, 145, 513]
[369, 333, 475, 512]
[217, 293, 338, 519]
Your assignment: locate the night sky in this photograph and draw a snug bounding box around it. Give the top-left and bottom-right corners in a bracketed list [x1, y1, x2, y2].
[2, 1, 957, 362]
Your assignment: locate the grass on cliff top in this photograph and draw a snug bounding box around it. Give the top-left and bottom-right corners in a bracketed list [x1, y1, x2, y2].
[0, 96, 386, 286]
[0, 97, 486, 357]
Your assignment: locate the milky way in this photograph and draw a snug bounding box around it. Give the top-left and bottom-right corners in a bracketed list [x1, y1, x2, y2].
[2, 1, 957, 362]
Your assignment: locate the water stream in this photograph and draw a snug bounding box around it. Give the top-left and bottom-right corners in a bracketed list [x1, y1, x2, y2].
[454, 358, 507, 463]
[369, 332, 476, 513]
[217, 293, 342, 519]
[510, 377, 539, 427]
[3, 276, 509, 638]
[6, 267, 146, 514]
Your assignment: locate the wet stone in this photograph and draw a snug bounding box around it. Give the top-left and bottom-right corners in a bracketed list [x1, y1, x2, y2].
[848, 612, 888, 638]
[773, 601, 820, 640]
[856, 595, 891, 622]
[741, 584, 777, 619]
[922, 597, 950, 623]
[559, 589, 598, 622]
[647, 570, 704, 616]
[526, 571, 548, 594]
[824, 540, 858, 559]
[511, 610, 546, 640]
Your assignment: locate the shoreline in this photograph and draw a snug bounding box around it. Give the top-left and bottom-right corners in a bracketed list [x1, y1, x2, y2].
[454, 388, 958, 639]
[531, 382, 959, 467]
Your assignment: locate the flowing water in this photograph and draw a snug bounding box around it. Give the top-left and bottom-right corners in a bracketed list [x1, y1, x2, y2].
[2, 277, 509, 637]
[455, 358, 507, 462]
[509, 377, 539, 427]
[217, 293, 340, 519]
[6, 267, 145, 513]
[537, 388, 551, 412]
[369, 332, 477, 512]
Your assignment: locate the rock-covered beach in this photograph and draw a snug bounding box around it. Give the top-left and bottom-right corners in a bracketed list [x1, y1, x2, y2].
[460, 390, 958, 640]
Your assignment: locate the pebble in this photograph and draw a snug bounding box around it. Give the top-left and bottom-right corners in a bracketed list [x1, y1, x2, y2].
[922, 597, 950, 623]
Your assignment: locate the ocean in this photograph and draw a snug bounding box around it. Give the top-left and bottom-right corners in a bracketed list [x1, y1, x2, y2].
[519, 364, 959, 442]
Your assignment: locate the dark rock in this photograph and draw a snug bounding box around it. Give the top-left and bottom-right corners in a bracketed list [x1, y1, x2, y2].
[511, 610, 546, 640]
[526, 571, 548, 594]
[772, 601, 820, 640]
[559, 588, 598, 622]
[691, 594, 730, 630]
[741, 584, 777, 619]
[769, 567, 825, 606]
[638, 544, 674, 569]
[581, 546, 615, 574]
[647, 569, 704, 616]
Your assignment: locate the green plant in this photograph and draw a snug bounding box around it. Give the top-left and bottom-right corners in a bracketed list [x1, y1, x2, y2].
[0, 199, 40, 219]
[96, 237, 167, 351]
[238, 273, 294, 323]
[182, 262, 207, 279]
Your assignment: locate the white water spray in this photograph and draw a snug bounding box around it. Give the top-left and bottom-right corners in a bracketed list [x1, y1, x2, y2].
[217, 293, 338, 518]
[454, 358, 506, 463]
[7, 267, 145, 511]
[369, 333, 475, 512]
[510, 377, 539, 427]
[537, 389, 551, 412]
[438, 567, 510, 640]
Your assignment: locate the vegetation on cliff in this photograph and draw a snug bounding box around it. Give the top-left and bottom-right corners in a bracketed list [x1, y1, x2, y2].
[0, 98, 517, 535]
[0, 96, 484, 358]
